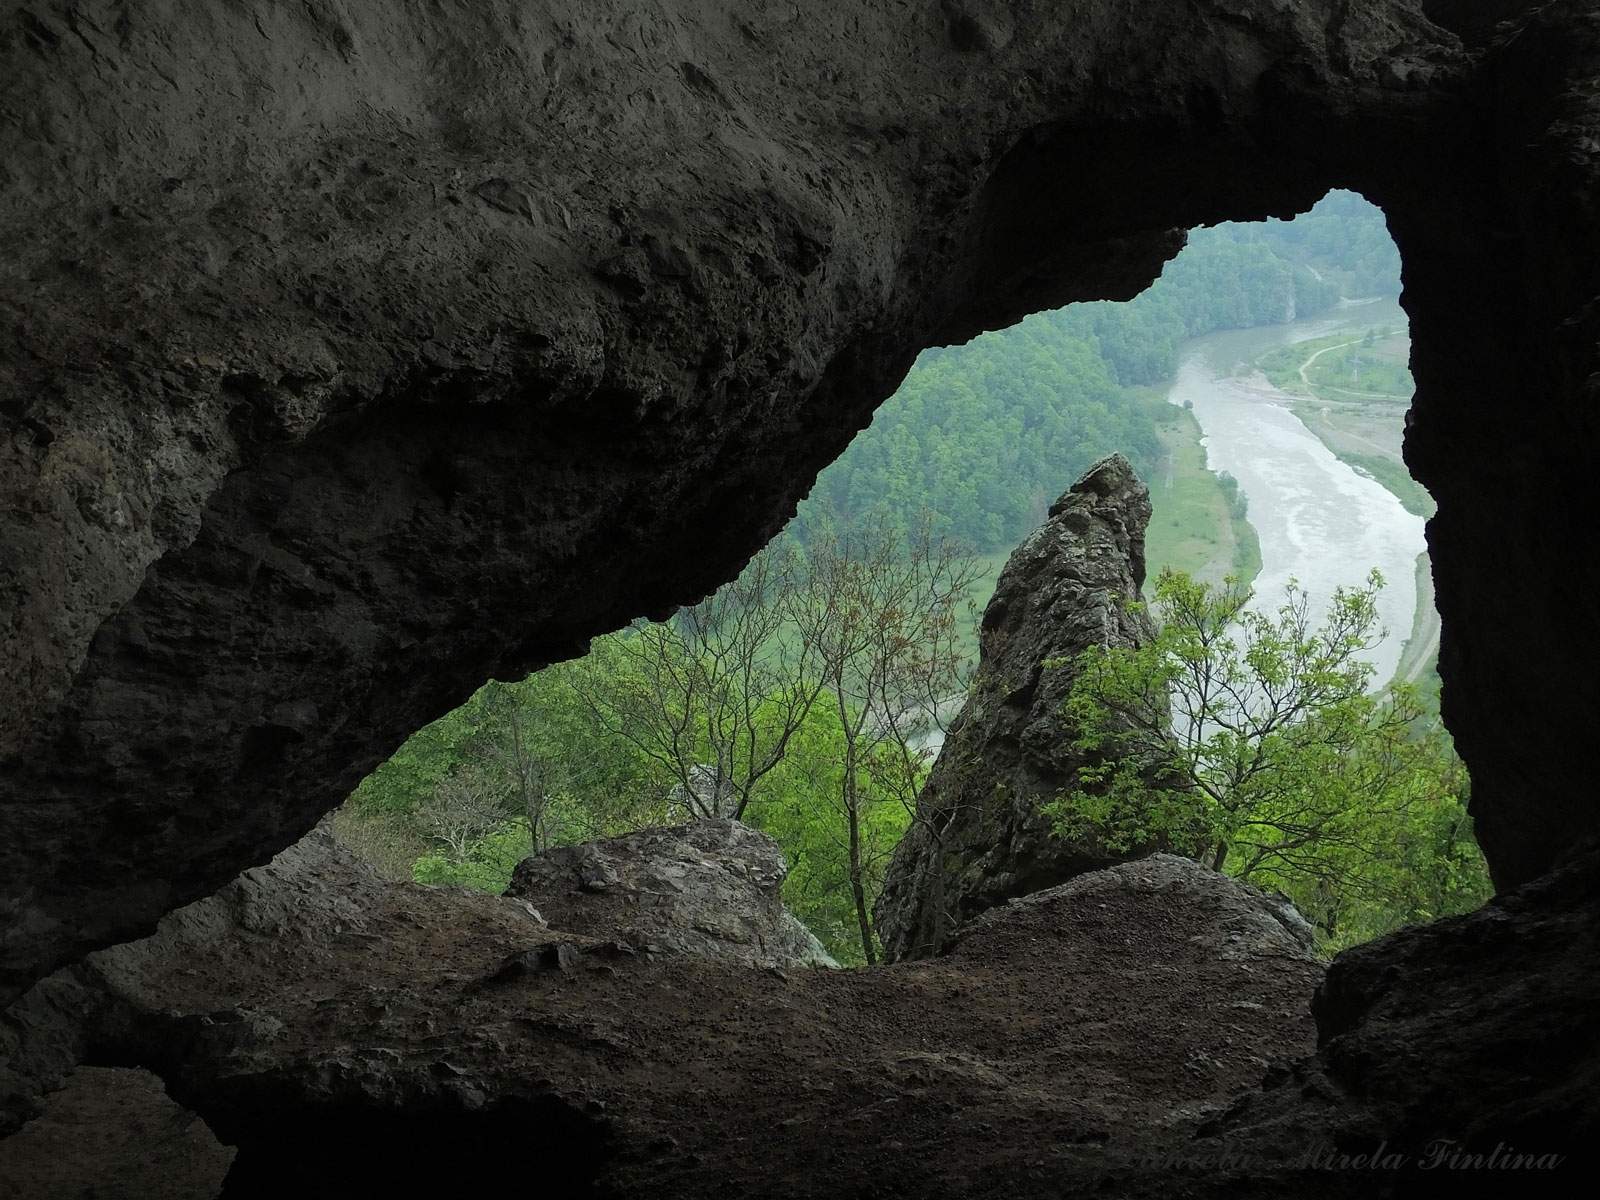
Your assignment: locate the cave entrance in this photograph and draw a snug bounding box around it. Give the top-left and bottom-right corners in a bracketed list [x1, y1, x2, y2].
[332, 189, 1484, 968]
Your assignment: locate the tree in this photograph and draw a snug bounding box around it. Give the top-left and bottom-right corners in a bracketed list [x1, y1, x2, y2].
[1048, 567, 1490, 945]
[558, 543, 826, 823]
[791, 517, 980, 963]
[550, 520, 979, 965]
[415, 767, 507, 863]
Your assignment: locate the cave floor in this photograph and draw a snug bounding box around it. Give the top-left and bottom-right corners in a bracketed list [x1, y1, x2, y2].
[5, 840, 1342, 1198]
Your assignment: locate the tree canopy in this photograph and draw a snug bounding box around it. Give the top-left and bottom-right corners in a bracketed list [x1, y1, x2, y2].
[1048, 569, 1490, 949]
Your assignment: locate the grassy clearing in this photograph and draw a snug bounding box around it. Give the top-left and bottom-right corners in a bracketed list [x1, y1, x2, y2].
[1255, 328, 1407, 392]
[1338, 450, 1434, 519]
[326, 804, 431, 880]
[1304, 337, 1413, 397]
[1145, 402, 1261, 587]
[1289, 408, 1436, 519]
[1256, 337, 1337, 392]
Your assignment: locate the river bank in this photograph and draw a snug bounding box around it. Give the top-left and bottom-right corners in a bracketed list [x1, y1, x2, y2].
[1164, 300, 1430, 688]
[1145, 400, 1263, 587]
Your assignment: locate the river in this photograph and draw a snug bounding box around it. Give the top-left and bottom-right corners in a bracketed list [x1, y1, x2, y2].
[1166, 298, 1427, 687]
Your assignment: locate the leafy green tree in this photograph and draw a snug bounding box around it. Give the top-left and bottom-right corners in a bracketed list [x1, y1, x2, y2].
[744, 703, 910, 965]
[341, 663, 672, 891]
[1048, 568, 1490, 946]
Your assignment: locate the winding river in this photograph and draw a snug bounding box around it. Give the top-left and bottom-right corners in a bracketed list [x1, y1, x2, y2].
[1166, 299, 1428, 687]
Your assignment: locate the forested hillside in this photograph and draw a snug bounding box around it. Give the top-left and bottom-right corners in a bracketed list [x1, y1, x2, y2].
[795, 190, 1399, 553]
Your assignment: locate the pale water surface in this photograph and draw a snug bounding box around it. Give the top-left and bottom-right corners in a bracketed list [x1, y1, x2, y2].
[1165, 299, 1427, 687]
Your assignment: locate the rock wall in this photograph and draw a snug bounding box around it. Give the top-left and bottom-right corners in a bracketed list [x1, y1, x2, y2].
[2, 0, 1599, 1027]
[0, 1067, 234, 1200]
[874, 455, 1162, 961]
[1391, 4, 1600, 893]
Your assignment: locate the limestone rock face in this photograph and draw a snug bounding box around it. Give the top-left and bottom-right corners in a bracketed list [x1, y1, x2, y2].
[7, 0, 1595, 1005]
[875, 454, 1160, 961]
[506, 820, 837, 968]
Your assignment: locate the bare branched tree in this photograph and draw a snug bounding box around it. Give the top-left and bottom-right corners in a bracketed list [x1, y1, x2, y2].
[559, 542, 827, 823]
[555, 522, 979, 963]
[793, 516, 980, 963]
[416, 768, 507, 862]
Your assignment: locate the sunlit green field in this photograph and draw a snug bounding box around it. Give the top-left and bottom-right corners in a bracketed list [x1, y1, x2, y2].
[1145, 403, 1262, 588]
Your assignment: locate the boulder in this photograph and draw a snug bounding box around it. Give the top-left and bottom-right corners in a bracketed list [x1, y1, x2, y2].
[875, 454, 1163, 960]
[949, 853, 1318, 966]
[0, 1068, 234, 1200]
[506, 820, 837, 968]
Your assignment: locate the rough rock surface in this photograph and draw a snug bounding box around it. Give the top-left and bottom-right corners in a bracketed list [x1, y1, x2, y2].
[0, 1067, 234, 1200]
[5, 2, 1600, 1187]
[9, 0, 1600, 1003]
[951, 853, 1319, 964]
[875, 454, 1161, 961]
[506, 819, 837, 968]
[1201, 842, 1600, 1178]
[2, 837, 1337, 1197]
[7, 834, 1595, 1195]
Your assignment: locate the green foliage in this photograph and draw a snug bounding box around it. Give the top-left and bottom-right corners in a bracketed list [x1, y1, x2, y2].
[794, 314, 1164, 551]
[348, 705, 474, 817]
[373, 653, 917, 963]
[1048, 569, 1491, 949]
[1256, 328, 1414, 399]
[413, 822, 533, 892]
[1075, 231, 1339, 388]
[338, 530, 968, 966]
[794, 191, 1398, 557]
[1305, 338, 1414, 397]
[743, 703, 915, 965]
[338, 191, 1439, 957]
[1243, 188, 1403, 299]
[342, 666, 674, 895]
[1215, 471, 1249, 522]
[1143, 405, 1262, 585]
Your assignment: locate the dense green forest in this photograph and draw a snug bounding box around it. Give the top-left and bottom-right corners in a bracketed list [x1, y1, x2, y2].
[793, 190, 1399, 554]
[333, 190, 1470, 964]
